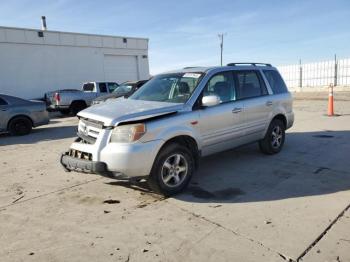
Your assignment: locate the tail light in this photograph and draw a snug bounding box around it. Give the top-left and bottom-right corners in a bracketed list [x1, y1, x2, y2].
[54, 92, 60, 103]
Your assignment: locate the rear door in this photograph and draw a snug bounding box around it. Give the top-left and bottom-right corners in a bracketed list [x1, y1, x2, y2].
[198, 71, 245, 156]
[234, 70, 272, 140]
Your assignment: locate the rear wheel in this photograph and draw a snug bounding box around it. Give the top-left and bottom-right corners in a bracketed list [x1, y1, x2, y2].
[70, 101, 86, 115]
[8, 117, 32, 136]
[148, 143, 194, 196]
[259, 119, 285, 154]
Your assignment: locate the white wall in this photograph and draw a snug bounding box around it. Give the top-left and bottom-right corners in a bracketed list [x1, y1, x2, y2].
[0, 27, 150, 99]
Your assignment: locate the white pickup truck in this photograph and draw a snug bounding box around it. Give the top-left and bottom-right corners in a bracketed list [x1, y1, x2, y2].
[48, 82, 119, 115]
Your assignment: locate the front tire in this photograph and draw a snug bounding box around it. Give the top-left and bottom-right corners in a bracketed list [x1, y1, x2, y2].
[8, 117, 32, 136]
[148, 143, 194, 196]
[259, 119, 285, 154]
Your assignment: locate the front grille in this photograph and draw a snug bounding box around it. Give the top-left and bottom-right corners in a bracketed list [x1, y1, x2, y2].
[77, 118, 103, 144]
[68, 149, 92, 161]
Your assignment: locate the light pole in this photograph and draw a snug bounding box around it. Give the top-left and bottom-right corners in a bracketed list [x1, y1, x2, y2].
[218, 33, 224, 66]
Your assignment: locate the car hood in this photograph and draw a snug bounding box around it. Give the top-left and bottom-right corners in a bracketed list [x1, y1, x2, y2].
[78, 98, 184, 126]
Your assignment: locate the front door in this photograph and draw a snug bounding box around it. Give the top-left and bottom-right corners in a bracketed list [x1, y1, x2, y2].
[198, 71, 245, 156]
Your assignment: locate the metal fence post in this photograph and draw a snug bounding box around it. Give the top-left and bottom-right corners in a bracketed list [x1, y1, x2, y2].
[299, 59, 302, 88]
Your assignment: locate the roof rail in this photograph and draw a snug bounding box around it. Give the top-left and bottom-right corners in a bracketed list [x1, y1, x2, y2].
[226, 62, 272, 67]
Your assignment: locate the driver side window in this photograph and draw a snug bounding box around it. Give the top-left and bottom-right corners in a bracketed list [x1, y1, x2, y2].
[203, 72, 236, 103]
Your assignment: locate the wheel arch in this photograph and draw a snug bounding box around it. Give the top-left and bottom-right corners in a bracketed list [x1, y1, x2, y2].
[157, 135, 200, 170]
[272, 113, 287, 128]
[7, 114, 34, 130]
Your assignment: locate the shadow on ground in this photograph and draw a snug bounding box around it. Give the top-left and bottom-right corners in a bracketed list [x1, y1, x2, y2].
[0, 125, 77, 146]
[106, 130, 350, 204]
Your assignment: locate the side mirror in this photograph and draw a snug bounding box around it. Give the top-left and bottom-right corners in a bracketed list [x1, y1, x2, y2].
[202, 95, 220, 107]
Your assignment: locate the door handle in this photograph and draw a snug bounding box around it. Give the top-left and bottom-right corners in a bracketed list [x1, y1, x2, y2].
[232, 108, 242, 114]
[0, 109, 7, 111]
[266, 101, 273, 106]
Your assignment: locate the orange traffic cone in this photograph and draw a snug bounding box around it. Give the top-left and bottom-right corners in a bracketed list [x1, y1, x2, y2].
[328, 84, 334, 116]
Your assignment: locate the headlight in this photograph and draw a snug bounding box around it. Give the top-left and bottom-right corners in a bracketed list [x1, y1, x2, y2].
[110, 123, 146, 143]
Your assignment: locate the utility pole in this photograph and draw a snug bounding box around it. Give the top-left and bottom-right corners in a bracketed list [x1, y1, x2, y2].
[218, 33, 225, 66]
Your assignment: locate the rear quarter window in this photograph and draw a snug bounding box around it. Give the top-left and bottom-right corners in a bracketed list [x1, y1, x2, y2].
[263, 70, 288, 94]
[0, 97, 8, 105]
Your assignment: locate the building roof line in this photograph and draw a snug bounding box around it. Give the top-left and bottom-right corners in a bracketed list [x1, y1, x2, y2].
[0, 25, 149, 41]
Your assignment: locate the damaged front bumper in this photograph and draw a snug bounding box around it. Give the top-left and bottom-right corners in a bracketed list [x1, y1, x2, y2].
[60, 152, 109, 174]
[60, 152, 140, 180]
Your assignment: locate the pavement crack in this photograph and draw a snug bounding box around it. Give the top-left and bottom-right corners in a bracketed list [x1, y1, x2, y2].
[172, 202, 292, 261]
[0, 178, 103, 211]
[296, 203, 350, 261]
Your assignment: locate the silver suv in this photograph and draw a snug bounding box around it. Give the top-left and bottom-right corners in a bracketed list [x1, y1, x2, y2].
[61, 63, 294, 195]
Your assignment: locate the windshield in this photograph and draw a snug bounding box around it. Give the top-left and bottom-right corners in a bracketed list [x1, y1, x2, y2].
[113, 84, 133, 95]
[129, 73, 203, 103]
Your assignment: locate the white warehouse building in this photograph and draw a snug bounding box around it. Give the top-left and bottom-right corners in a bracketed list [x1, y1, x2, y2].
[0, 26, 150, 99]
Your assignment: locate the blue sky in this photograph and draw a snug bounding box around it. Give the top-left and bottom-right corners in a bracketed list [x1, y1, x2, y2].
[0, 0, 349, 74]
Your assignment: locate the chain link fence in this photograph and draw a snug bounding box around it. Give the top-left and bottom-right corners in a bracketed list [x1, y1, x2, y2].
[277, 58, 350, 89]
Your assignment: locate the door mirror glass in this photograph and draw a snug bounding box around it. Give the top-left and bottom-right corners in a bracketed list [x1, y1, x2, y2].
[202, 95, 220, 107]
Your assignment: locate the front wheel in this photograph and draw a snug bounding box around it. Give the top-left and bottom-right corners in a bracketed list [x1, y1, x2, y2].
[148, 143, 194, 196]
[259, 119, 285, 154]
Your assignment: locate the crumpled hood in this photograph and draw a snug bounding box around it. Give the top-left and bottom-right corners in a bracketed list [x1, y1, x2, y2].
[78, 98, 184, 126]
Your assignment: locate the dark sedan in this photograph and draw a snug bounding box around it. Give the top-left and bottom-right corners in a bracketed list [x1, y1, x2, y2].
[0, 94, 49, 136]
[91, 80, 148, 105]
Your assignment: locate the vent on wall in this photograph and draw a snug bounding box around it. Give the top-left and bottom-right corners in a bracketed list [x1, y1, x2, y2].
[37, 31, 44, 37]
[123, 38, 127, 43]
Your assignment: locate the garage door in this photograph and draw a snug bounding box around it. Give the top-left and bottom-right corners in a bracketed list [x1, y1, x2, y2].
[103, 55, 139, 83]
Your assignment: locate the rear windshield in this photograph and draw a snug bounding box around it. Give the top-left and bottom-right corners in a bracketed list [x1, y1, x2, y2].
[83, 83, 95, 91]
[130, 72, 203, 103]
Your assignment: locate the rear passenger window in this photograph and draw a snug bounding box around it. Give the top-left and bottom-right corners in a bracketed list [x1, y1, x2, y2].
[0, 97, 7, 105]
[263, 70, 288, 94]
[203, 72, 236, 103]
[99, 83, 107, 93]
[235, 71, 267, 99]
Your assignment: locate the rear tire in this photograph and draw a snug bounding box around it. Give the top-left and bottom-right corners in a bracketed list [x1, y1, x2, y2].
[70, 101, 86, 115]
[148, 143, 194, 196]
[259, 119, 285, 154]
[8, 117, 32, 136]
